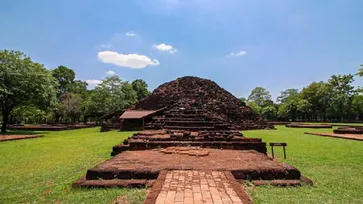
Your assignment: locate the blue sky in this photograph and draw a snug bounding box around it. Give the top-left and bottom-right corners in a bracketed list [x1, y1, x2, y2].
[1, 0, 363, 100]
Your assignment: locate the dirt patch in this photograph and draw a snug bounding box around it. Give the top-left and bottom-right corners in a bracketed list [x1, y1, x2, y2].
[305, 132, 363, 141]
[0, 134, 43, 142]
[160, 147, 210, 157]
[112, 195, 130, 204]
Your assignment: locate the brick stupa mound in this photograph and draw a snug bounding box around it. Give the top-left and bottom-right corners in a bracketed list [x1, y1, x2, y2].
[130, 76, 272, 130]
[73, 77, 311, 191]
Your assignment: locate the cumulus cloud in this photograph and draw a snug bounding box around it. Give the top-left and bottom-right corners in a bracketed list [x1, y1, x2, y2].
[106, 70, 116, 76]
[98, 51, 160, 69]
[229, 50, 247, 57]
[86, 79, 102, 89]
[153, 43, 178, 53]
[125, 31, 137, 37]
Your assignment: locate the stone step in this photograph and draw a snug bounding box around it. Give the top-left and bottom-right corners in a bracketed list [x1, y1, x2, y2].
[163, 126, 216, 130]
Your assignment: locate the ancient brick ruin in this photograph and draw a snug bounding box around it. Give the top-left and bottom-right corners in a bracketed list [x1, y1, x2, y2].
[286, 123, 333, 128]
[112, 108, 266, 156]
[129, 76, 273, 130]
[333, 126, 363, 134]
[74, 76, 311, 199]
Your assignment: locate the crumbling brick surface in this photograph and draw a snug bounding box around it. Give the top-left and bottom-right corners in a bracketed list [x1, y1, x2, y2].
[129, 76, 273, 130]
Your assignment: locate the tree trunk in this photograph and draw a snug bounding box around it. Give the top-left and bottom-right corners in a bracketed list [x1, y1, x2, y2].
[1, 111, 10, 133]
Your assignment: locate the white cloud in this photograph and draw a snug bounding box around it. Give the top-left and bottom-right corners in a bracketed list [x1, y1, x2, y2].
[125, 31, 137, 37]
[101, 44, 112, 49]
[98, 51, 160, 69]
[229, 50, 247, 57]
[106, 70, 116, 76]
[86, 79, 102, 89]
[153, 43, 178, 53]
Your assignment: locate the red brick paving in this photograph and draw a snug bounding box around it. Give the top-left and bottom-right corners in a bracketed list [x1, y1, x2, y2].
[152, 170, 252, 204]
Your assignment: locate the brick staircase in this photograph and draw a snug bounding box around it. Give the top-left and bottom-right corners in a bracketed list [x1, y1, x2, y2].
[111, 107, 266, 156]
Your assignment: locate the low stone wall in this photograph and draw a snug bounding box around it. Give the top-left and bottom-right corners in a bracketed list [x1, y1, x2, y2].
[286, 124, 332, 128]
[8, 124, 97, 131]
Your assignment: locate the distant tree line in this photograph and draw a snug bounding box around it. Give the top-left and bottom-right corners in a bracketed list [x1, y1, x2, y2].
[0, 50, 150, 132]
[242, 64, 363, 122]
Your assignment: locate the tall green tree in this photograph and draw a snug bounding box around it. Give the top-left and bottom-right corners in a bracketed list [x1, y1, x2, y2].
[248, 87, 272, 107]
[0, 50, 57, 132]
[352, 94, 363, 120]
[277, 90, 302, 121]
[301, 82, 331, 120]
[51, 65, 75, 96]
[68, 80, 88, 96]
[59, 92, 83, 123]
[261, 105, 277, 120]
[328, 74, 355, 121]
[131, 79, 150, 100]
[356, 64, 363, 77]
[86, 76, 137, 117]
[277, 89, 299, 104]
[247, 101, 262, 115]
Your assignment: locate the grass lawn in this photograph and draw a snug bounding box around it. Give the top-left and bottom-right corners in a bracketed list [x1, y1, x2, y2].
[0, 126, 362, 204]
[0, 127, 145, 204]
[244, 126, 363, 204]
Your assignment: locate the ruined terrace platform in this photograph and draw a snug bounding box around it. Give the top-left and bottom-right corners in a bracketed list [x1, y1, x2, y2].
[305, 132, 363, 141]
[77, 148, 303, 188]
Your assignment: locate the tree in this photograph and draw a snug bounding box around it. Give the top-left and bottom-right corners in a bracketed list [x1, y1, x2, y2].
[356, 64, 363, 77]
[301, 82, 331, 120]
[11, 105, 53, 124]
[59, 93, 83, 123]
[51, 65, 75, 96]
[68, 80, 88, 97]
[0, 50, 57, 132]
[276, 90, 303, 121]
[131, 79, 150, 100]
[352, 94, 363, 120]
[239, 97, 247, 105]
[328, 74, 355, 121]
[277, 89, 299, 104]
[261, 105, 277, 120]
[247, 101, 262, 115]
[86, 76, 137, 117]
[296, 99, 311, 120]
[248, 87, 272, 107]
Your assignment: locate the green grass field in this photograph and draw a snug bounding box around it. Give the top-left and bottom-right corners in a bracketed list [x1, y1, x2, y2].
[0, 126, 362, 203]
[0, 128, 145, 204]
[244, 126, 363, 204]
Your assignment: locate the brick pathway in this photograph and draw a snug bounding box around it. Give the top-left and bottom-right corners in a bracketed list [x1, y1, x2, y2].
[147, 170, 252, 204]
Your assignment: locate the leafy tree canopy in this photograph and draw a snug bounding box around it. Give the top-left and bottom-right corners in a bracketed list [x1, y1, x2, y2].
[0, 50, 57, 132]
[131, 79, 150, 100]
[248, 87, 272, 107]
